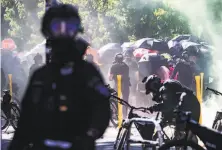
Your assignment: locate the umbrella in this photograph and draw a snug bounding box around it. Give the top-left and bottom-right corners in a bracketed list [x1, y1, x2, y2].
[146, 39, 169, 52]
[121, 42, 134, 48]
[168, 35, 203, 50]
[138, 53, 167, 77]
[121, 42, 134, 56]
[133, 48, 157, 58]
[171, 34, 191, 42]
[138, 53, 165, 63]
[98, 43, 122, 64]
[133, 38, 153, 49]
[180, 40, 201, 50]
[171, 34, 202, 43]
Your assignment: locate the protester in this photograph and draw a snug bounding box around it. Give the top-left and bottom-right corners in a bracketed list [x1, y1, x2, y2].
[171, 51, 195, 89]
[124, 53, 139, 95]
[109, 53, 130, 118]
[144, 75, 200, 123]
[8, 4, 110, 150]
[29, 53, 44, 76]
[143, 75, 201, 141]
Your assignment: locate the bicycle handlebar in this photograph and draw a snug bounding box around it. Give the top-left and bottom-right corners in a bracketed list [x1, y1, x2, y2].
[206, 87, 222, 96]
[111, 95, 149, 112]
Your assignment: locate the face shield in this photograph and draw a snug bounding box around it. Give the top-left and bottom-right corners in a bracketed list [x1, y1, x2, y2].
[50, 18, 80, 38]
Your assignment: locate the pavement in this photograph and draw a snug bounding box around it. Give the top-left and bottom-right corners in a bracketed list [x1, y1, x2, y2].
[1, 125, 146, 150]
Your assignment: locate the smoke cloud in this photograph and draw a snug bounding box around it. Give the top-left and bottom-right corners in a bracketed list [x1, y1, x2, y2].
[164, 0, 222, 127]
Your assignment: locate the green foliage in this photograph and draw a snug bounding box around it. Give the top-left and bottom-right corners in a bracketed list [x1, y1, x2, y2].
[1, 0, 44, 51]
[4, 0, 220, 50]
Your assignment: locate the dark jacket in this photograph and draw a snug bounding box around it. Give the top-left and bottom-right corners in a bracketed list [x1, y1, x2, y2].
[152, 89, 200, 124]
[8, 61, 111, 150]
[110, 62, 130, 87]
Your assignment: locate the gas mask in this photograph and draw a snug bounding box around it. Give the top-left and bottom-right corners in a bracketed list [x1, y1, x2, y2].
[49, 17, 84, 63]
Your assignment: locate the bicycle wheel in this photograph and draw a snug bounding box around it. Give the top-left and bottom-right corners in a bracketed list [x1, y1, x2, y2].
[110, 99, 118, 128]
[115, 128, 129, 150]
[1, 109, 9, 130]
[10, 103, 20, 130]
[159, 139, 205, 150]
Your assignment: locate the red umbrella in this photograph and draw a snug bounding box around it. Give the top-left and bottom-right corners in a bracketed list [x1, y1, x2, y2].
[1, 38, 17, 50]
[133, 48, 157, 58]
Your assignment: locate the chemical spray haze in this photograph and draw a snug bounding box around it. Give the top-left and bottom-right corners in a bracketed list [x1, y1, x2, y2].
[166, 0, 222, 127]
[125, 0, 222, 125]
[1, 1, 45, 99]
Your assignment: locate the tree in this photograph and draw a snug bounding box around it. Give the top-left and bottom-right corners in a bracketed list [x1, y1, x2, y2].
[1, 0, 44, 51]
[1, 0, 194, 50]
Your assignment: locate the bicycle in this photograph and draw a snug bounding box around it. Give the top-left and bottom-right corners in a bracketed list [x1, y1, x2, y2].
[1, 90, 21, 131]
[106, 84, 119, 127]
[113, 96, 164, 150]
[206, 87, 222, 132]
[158, 94, 222, 150]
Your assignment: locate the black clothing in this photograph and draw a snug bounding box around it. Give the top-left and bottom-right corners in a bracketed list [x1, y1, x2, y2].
[8, 61, 111, 150]
[124, 59, 138, 93]
[110, 62, 130, 118]
[29, 63, 42, 76]
[151, 87, 200, 124]
[110, 62, 130, 87]
[171, 60, 194, 88]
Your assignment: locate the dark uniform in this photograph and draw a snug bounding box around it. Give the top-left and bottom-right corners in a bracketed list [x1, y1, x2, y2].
[8, 4, 110, 150]
[124, 57, 138, 94]
[110, 53, 130, 118]
[143, 75, 200, 125]
[171, 60, 194, 88]
[9, 61, 110, 150]
[29, 53, 44, 77]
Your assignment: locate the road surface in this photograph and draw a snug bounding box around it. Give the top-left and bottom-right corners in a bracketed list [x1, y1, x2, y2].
[1, 126, 146, 150]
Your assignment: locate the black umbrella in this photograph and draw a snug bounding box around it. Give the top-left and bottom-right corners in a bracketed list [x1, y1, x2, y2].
[180, 40, 201, 50]
[146, 39, 169, 53]
[171, 34, 202, 43]
[98, 43, 122, 64]
[138, 53, 167, 77]
[121, 42, 134, 56]
[133, 38, 153, 49]
[168, 35, 203, 50]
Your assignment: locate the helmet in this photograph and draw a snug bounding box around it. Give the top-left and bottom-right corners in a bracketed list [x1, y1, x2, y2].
[114, 53, 124, 63]
[142, 75, 161, 95]
[41, 4, 83, 39]
[34, 53, 43, 61]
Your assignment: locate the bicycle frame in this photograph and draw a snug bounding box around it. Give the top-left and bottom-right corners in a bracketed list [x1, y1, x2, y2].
[124, 117, 164, 146]
[185, 119, 222, 150]
[174, 110, 222, 150]
[114, 96, 164, 148]
[206, 87, 222, 130]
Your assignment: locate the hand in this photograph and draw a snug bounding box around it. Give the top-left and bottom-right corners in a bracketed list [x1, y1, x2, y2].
[147, 106, 154, 113]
